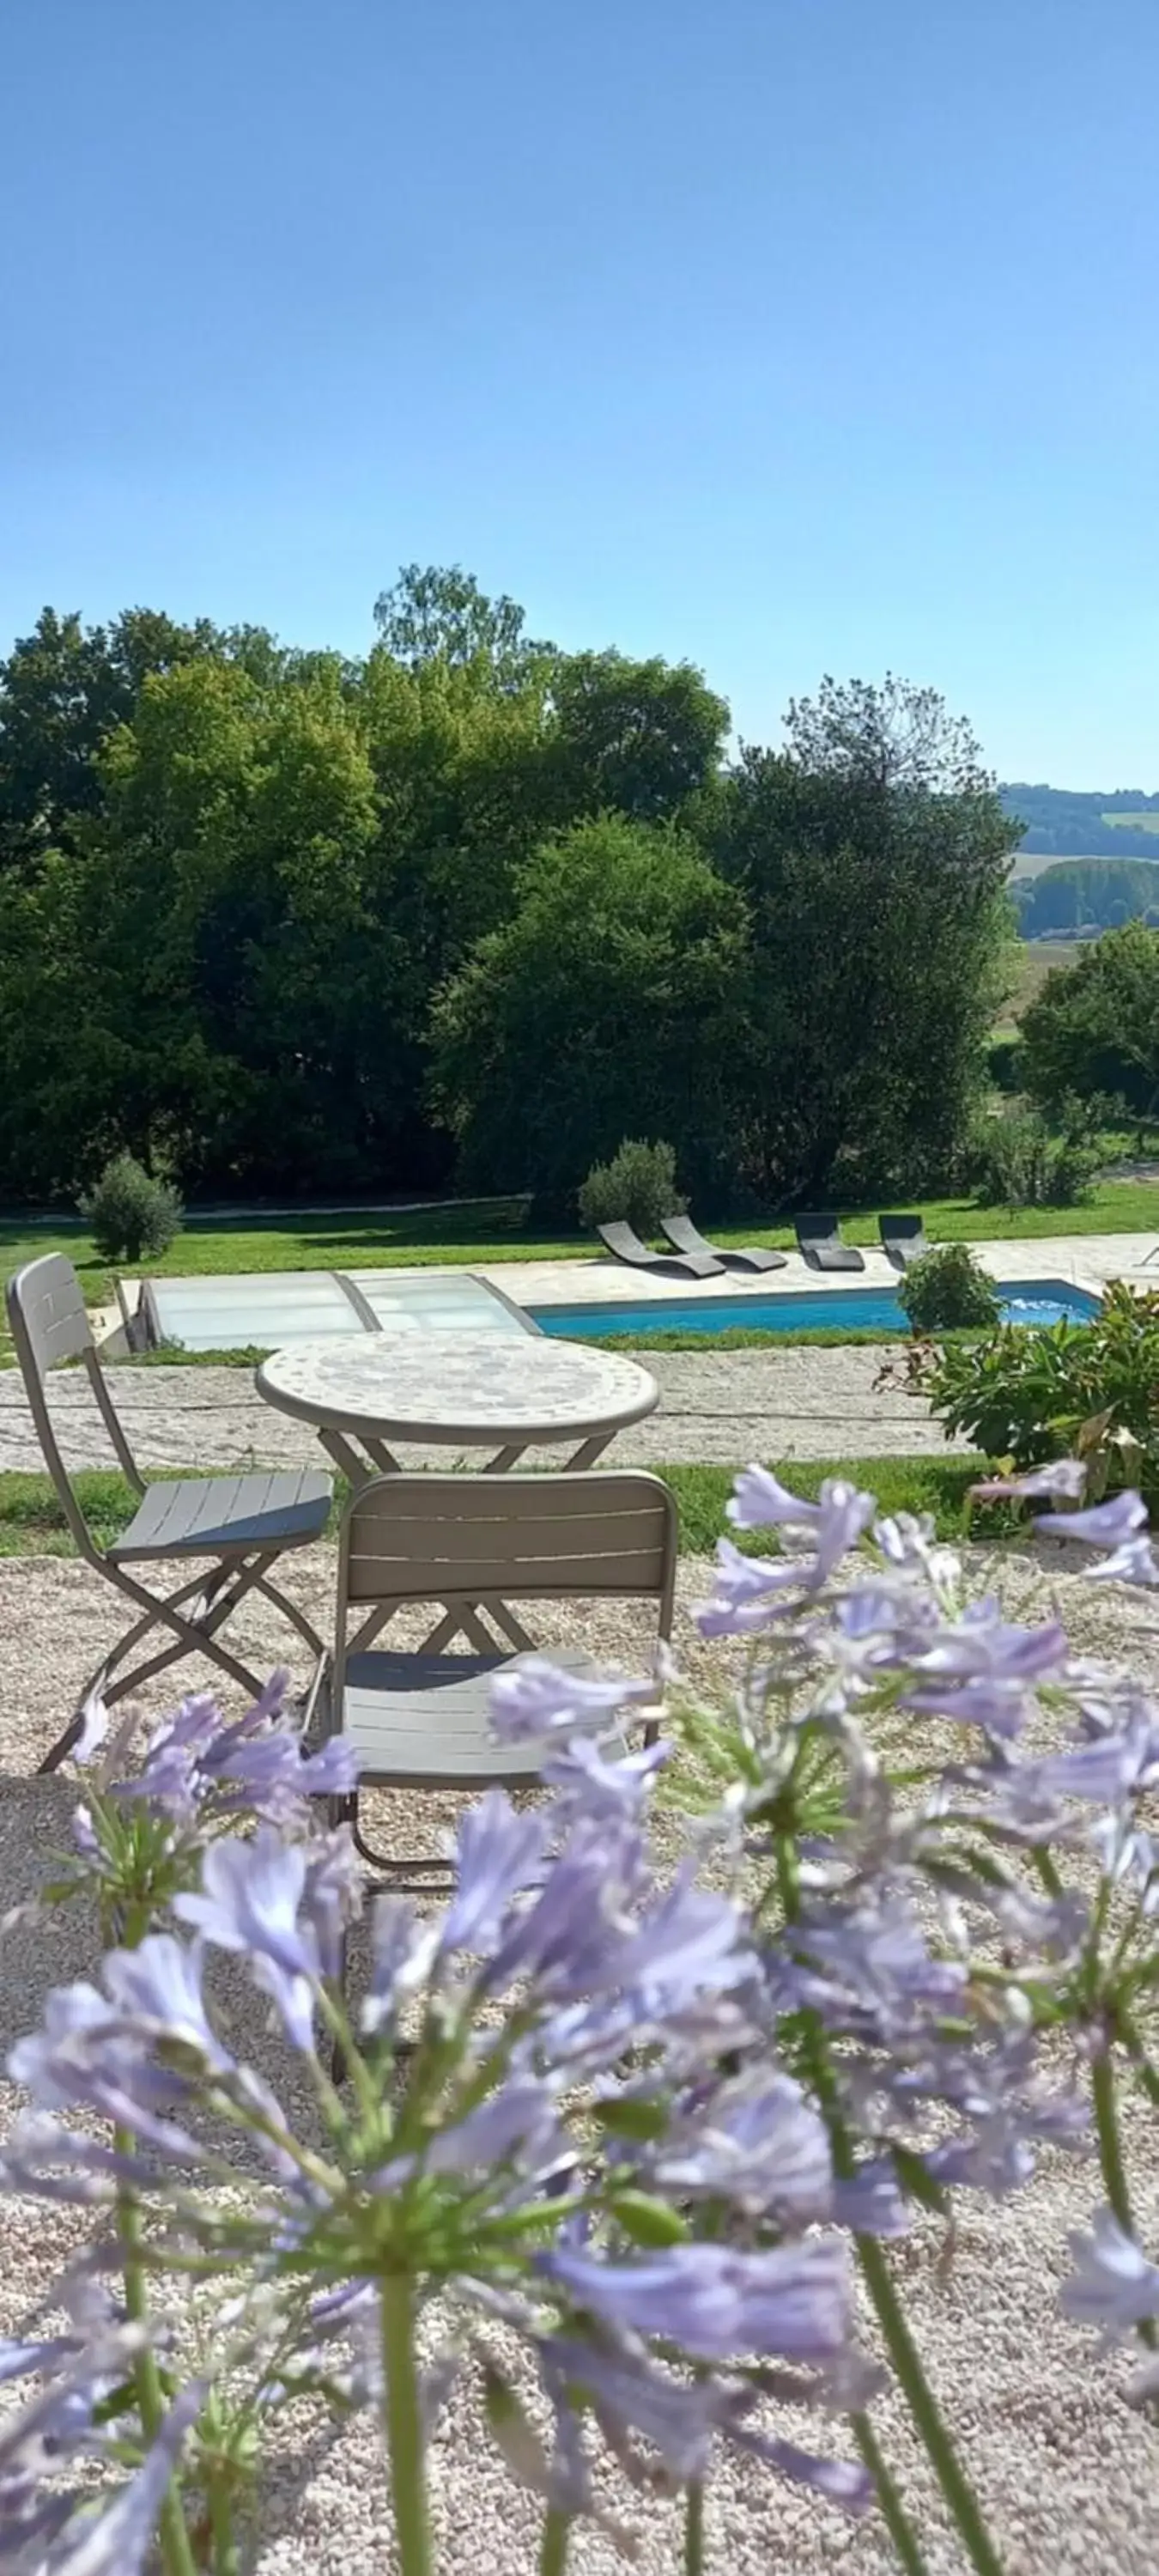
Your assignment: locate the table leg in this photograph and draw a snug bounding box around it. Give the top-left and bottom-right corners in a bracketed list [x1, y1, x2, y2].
[482, 1444, 529, 1473]
[316, 1430, 402, 1487]
[562, 1434, 614, 1471]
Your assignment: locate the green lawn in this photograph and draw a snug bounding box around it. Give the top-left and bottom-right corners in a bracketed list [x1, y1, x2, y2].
[0, 1175, 1156, 1333]
[0, 1455, 1022, 1561]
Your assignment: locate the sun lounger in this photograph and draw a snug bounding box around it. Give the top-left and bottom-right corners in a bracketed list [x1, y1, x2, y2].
[595, 1220, 725, 1279]
[660, 1214, 787, 1273]
[795, 1212, 865, 1273]
[878, 1212, 929, 1270]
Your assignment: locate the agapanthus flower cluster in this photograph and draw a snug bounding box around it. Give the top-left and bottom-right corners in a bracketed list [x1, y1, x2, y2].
[6, 1454, 1159, 2576]
[50, 1669, 358, 1941]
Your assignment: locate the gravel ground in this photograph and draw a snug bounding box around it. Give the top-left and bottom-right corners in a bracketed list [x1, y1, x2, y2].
[1, 1547, 1158, 2572]
[0, 1347, 964, 1473]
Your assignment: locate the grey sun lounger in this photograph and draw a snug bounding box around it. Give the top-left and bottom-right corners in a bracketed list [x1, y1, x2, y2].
[795, 1213, 865, 1273]
[596, 1220, 725, 1279]
[879, 1212, 929, 1270]
[660, 1214, 787, 1273]
[6, 1253, 332, 1771]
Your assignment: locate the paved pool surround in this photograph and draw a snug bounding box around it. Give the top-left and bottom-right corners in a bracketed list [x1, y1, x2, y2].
[464, 1231, 1136, 1316]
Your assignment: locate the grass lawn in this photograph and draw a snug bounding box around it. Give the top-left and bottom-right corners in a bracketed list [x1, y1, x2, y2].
[0, 1455, 1022, 1561]
[0, 1175, 1156, 1340]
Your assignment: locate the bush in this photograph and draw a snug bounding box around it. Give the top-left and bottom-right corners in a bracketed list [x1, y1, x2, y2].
[79, 1152, 183, 1263]
[968, 1100, 1102, 1208]
[897, 1242, 1000, 1334]
[578, 1137, 684, 1240]
[925, 1279, 1159, 1501]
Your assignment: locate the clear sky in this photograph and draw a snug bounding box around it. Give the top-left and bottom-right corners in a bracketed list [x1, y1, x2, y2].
[3, 0, 1156, 786]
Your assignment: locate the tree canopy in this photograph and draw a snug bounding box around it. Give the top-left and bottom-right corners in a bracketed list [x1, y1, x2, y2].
[0, 583, 1016, 1213]
[1021, 920, 1159, 1120]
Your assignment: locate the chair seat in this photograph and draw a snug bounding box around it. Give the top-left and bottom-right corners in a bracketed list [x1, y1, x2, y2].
[802, 1246, 864, 1272]
[110, 1469, 333, 1562]
[342, 1644, 622, 1784]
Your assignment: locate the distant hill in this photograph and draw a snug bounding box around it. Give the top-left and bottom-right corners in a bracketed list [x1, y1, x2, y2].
[1002, 781, 1159, 860]
[1013, 857, 1159, 936]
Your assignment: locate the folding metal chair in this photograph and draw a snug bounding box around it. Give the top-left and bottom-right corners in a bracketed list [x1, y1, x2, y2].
[6, 1254, 333, 1771]
[320, 1468, 679, 1890]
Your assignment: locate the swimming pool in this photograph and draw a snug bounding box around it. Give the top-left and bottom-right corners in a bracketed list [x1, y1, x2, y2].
[531, 1279, 1101, 1340]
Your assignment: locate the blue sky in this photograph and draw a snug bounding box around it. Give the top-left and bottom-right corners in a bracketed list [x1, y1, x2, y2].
[3, 0, 1156, 786]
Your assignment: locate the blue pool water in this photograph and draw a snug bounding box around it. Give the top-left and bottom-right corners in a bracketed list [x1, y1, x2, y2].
[531, 1279, 1101, 1340]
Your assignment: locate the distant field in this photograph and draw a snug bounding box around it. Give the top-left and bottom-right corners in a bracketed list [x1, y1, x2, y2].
[1010, 850, 1139, 880]
[998, 939, 1078, 1024]
[1104, 811, 1159, 836]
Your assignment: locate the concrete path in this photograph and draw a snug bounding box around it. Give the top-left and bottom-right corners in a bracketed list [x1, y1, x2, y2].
[476, 1230, 1155, 1310]
[0, 1346, 965, 1474]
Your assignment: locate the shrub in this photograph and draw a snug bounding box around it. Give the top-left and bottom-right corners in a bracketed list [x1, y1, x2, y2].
[968, 1099, 1102, 1208]
[897, 1242, 1000, 1334]
[925, 1279, 1159, 1500]
[578, 1136, 684, 1239]
[79, 1151, 184, 1263]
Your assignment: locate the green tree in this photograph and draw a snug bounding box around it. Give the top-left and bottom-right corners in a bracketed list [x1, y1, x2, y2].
[546, 649, 730, 825]
[1021, 918, 1159, 1118]
[711, 679, 1016, 1201]
[0, 656, 424, 1199]
[0, 605, 224, 867]
[373, 563, 554, 684]
[428, 816, 749, 1211]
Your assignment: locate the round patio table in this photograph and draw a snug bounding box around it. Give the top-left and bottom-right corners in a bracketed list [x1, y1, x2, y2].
[255, 1332, 659, 1485]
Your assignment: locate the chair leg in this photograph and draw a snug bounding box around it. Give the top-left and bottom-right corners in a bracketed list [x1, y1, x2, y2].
[38, 1556, 306, 1774]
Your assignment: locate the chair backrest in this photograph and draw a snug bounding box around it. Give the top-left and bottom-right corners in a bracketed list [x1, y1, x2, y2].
[663, 1213, 710, 1256]
[5, 1255, 144, 1558]
[334, 1469, 678, 1689]
[598, 1220, 650, 1261]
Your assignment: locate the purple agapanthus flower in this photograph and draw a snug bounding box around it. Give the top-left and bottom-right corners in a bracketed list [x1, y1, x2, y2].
[439, 1791, 549, 1956]
[361, 1897, 437, 2037]
[543, 2238, 852, 2365]
[47, 2379, 204, 2575]
[540, 1733, 671, 1825]
[1033, 1490, 1148, 1547]
[102, 1934, 230, 2071]
[1061, 2207, 1159, 2342]
[175, 1830, 320, 2050]
[643, 2069, 832, 2220]
[1084, 1535, 1159, 1586]
[489, 1656, 658, 1743]
[971, 1460, 1088, 1504]
[727, 1465, 824, 1530]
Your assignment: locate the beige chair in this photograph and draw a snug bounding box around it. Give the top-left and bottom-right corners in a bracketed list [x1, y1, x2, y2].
[6, 1254, 332, 1770]
[321, 1468, 679, 1887]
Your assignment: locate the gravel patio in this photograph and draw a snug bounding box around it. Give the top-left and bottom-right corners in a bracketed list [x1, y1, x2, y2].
[0, 1346, 968, 1474]
[0, 1540, 1158, 2572]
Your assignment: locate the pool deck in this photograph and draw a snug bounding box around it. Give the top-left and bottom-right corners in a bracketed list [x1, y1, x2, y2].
[467, 1232, 1151, 1312]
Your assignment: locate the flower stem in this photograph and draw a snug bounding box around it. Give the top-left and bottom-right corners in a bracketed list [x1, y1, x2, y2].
[849, 2413, 930, 2576]
[771, 1833, 1002, 2576]
[379, 2275, 433, 2576]
[114, 2148, 198, 2576]
[208, 2473, 242, 2576]
[1091, 2050, 1156, 2350]
[855, 2230, 1006, 2576]
[683, 2479, 704, 2576]
[540, 2504, 572, 2576]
